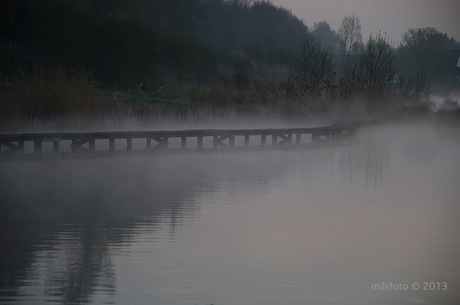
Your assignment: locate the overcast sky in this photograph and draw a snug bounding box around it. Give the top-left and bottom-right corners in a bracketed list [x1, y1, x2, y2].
[271, 0, 460, 44]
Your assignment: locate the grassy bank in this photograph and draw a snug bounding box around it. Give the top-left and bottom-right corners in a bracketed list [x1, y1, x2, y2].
[0, 69, 459, 131]
[0, 69, 100, 127]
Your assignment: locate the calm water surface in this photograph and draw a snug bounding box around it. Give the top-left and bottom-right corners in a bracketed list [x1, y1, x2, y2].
[1, 123, 459, 305]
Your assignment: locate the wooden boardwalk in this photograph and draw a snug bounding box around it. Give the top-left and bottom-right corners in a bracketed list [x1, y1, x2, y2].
[0, 125, 357, 158]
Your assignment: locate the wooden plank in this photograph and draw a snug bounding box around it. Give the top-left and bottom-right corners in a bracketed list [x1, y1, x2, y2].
[71, 138, 90, 153]
[0, 141, 18, 149]
[0, 126, 355, 142]
[213, 135, 230, 149]
[274, 134, 291, 145]
[43, 136, 61, 142]
[312, 133, 329, 143]
[152, 136, 169, 149]
[0, 141, 19, 155]
[0, 124, 359, 157]
[0, 141, 19, 151]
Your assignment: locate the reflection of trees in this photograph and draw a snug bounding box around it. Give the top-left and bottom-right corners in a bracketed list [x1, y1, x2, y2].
[0, 152, 292, 304]
[337, 149, 385, 189]
[0, 158, 195, 304]
[42, 224, 115, 305]
[0, 222, 49, 299]
[298, 145, 387, 191]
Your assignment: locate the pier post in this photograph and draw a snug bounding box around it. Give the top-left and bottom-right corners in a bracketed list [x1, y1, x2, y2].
[89, 139, 95, 152]
[147, 137, 151, 150]
[109, 138, 115, 152]
[34, 141, 42, 154]
[71, 139, 77, 152]
[312, 133, 319, 143]
[245, 135, 250, 147]
[18, 141, 25, 154]
[53, 141, 59, 153]
[127, 138, 132, 151]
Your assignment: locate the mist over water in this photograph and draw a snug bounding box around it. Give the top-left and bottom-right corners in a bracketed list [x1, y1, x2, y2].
[1, 121, 460, 305]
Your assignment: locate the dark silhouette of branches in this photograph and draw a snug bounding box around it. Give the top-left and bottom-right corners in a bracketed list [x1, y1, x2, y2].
[298, 35, 334, 93]
[357, 33, 395, 94]
[337, 14, 363, 55]
[397, 27, 446, 98]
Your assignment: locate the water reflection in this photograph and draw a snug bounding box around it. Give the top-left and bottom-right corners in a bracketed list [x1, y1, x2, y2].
[1, 123, 460, 305]
[0, 152, 292, 304]
[41, 224, 115, 305]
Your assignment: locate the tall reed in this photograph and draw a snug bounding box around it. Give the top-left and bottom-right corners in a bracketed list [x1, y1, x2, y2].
[0, 68, 101, 128]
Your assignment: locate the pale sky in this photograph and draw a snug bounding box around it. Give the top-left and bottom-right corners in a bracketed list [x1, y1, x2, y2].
[271, 0, 460, 45]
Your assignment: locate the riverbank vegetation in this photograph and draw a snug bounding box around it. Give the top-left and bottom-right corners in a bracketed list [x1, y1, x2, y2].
[1, 0, 459, 129]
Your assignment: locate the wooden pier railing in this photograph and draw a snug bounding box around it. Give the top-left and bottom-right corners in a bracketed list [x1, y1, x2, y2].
[0, 125, 357, 158]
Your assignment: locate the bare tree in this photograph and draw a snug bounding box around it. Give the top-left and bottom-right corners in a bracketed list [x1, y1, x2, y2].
[298, 35, 334, 93]
[337, 14, 363, 55]
[357, 33, 395, 94]
[397, 27, 445, 98]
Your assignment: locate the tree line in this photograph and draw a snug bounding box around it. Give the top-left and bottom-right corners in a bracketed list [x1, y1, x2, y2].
[1, 0, 459, 102]
[0, 0, 310, 83]
[300, 14, 459, 100]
